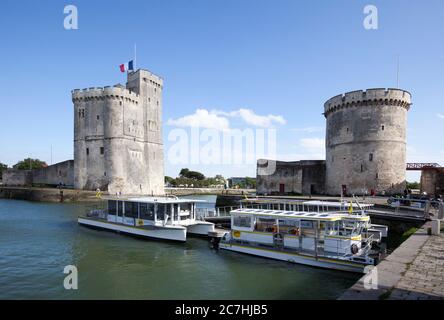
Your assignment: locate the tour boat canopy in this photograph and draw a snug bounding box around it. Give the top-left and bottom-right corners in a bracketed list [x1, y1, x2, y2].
[240, 198, 374, 210]
[230, 208, 370, 222]
[103, 196, 206, 204]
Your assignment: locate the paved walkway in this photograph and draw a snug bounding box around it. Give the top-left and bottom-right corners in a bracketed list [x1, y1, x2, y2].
[389, 233, 444, 299]
[340, 223, 444, 300]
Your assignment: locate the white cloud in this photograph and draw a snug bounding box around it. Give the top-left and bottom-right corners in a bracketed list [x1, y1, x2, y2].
[438, 113, 444, 119]
[167, 109, 230, 130]
[168, 108, 286, 130]
[299, 138, 325, 150]
[228, 108, 286, 128]
[292, 126, 324, 133]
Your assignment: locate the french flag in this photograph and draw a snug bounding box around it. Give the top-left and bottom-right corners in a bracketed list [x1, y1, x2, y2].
[119, 60, 134, 73]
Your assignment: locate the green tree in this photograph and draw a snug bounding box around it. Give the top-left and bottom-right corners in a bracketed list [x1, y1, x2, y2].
[0, 162, 7, 179]
[13, 158, 47, 170]
[165, 176, 174, 185]
[179, 168, 205, 181]
[245, 177, 256, 189]
[179, 168, 190, 177]
[406, 181, 420, 190]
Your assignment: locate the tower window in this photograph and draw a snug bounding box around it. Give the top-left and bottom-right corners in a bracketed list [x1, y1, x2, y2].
[381, 125, 385, 131]
[346, 128, 349, 133]
[86, 148, 89, 156]
[97, 115, 100, 120]
[369, 153, 373, 162]
[361, 164, 363, 172]
[100, 147, 104, 155]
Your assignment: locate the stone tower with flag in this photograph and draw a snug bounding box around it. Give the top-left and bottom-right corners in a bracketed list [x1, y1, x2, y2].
[72, 69, 165, 195]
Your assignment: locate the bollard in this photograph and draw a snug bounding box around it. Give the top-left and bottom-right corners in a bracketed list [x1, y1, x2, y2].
[431, 219, 441, 235]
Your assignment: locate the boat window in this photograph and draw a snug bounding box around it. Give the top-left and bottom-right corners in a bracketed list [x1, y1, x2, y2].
[173, 204, 179, 221]
[108, 200, 117, 215]
[325, 221, 337, 235]
[255, 218, 275, 232]
[124, 202, 138, 218]
[157, 204, 165, 220]
[179, 203, 192, 219]
[301, 220, 314, 229]
[233, 215, 251, 228]
[139, 203, 155, 220]
[278, 219, 299, 234]
[117, 201, 123, 216]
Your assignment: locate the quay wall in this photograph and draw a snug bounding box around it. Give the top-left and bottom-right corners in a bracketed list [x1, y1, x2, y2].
[0, 187, 104, 202]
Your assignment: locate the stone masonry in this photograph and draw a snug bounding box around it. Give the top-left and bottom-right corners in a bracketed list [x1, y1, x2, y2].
[324, 89, 412, 196]
[72, 69, 165, 195]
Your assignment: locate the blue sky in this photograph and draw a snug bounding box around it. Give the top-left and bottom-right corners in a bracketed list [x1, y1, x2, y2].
[0, 0, 443, 181]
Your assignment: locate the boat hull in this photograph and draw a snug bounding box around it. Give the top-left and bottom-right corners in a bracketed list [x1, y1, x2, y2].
[219, 242, 368, 273]
[78, 217, 187, 242]
[186, 222, 215, 236]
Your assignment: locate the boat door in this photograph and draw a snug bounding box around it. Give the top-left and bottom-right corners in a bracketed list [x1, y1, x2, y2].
[279, 184, 285, 194]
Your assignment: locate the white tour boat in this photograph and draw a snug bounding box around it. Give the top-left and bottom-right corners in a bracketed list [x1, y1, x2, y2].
[78, 197, 215, 242]
[218, 208, 380, 273]
[239, 198, 388, 241]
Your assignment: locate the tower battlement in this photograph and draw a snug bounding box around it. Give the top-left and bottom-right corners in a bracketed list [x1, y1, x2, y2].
[324, 88, 411, 116]
[72, 86, 140, 104]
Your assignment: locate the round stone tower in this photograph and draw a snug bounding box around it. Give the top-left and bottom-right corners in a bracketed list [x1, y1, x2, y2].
[324, 88, 412, 196]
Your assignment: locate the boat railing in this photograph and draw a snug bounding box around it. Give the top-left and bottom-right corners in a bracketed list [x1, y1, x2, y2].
[361, 233, 375, 255]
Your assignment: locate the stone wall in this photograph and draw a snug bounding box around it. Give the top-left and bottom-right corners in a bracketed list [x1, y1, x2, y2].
[32, 160, 74, 186]
[256, 160, 326, 195]
[421, 168, 444, 196]
[2, 161, 74, 187]
[2, 170, 32, 186]
[324, 88, 411, 196]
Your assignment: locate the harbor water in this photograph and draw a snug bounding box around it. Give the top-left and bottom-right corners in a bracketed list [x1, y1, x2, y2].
[0, 196, 360, 299]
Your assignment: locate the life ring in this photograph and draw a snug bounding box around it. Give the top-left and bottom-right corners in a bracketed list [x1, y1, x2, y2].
[292, 228, 300, 236]
[271, 225, 278, 233]
[351, 244, 359, 255]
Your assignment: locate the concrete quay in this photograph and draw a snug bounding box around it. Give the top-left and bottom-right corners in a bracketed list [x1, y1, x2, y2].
[340, 222, 444, 300]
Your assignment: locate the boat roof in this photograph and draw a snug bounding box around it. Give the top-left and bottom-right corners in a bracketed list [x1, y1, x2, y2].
[103, 196, 206, 204]
[230, 208, 370, 222]
[240, 198, 373, 208]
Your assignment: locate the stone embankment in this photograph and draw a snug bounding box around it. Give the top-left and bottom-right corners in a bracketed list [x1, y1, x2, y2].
[0, 187, 103, 202]
[0, 186, 255, 202]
